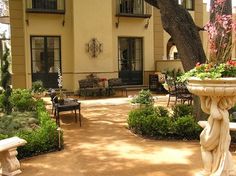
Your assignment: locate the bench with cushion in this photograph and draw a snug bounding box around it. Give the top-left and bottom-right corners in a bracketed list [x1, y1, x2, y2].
[108, 78, 126, 96]
[0, 137, 27, 176]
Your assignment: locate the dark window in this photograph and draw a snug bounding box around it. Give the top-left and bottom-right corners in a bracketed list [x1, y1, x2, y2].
[116, 0, 151, 18]
[179, 0, 194, 10]
[31, 36, 60, 73]
[118, 0, 144, 14]
[32, 0, 57, 10]
[118, 37, 143, 85]
[31, 36, 61, 88]
[26, 0, 65, 14]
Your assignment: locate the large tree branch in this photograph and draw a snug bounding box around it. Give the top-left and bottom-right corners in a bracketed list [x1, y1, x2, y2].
[145, 0, 159, 8]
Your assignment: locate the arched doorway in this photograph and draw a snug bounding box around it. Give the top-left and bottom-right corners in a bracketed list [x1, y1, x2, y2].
[166, 38, 179, 60]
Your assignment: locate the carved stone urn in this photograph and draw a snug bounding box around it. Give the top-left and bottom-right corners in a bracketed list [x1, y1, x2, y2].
[187, 77, 236, 176]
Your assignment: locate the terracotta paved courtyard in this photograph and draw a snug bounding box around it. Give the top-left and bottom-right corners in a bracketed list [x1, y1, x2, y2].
[20, 96, 236, 176]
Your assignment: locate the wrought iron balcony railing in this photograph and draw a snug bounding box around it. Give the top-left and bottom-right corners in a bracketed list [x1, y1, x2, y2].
[26, 0, 65, 14]
[116, 0, 152, 18]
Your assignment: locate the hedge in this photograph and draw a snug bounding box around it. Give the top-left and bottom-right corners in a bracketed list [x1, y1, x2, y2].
[0, 100, 63, 159]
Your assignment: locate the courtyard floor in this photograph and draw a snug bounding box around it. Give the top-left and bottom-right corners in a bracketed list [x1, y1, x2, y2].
[20, 94, 236, 176]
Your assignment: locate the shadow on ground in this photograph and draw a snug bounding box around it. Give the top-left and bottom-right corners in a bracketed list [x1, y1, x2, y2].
[20, 103, 233, 176]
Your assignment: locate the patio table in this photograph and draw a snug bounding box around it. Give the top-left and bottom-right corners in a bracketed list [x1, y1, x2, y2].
[55, 99, 81, 127]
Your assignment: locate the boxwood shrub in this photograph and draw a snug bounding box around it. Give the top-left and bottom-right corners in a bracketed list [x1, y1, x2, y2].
[173, 115, 201, 139]
[127, 105, 201, 140]
[10, 89, 36, 112]
[0, 100, 63, 159]
[172, 104, 193, 119]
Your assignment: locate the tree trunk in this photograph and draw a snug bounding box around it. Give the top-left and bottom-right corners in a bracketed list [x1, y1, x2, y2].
[145, 0, 207, 120]
[145, 0, 206, 71]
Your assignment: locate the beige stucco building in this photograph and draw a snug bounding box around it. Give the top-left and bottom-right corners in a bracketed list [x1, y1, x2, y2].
[8, 0, 225, 92]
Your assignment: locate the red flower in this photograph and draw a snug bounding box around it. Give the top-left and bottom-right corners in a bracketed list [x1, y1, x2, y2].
[226, 60, 236, 66]
[99, 78, 107, 82]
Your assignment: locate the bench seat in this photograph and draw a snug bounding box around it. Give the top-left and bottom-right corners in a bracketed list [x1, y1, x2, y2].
[0, 137, 27, 176]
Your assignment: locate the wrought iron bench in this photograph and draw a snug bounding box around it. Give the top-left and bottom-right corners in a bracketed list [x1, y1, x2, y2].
[78, 78, 103, 98]
[108, 78, 149, 96]
[108, 78, 126, 96]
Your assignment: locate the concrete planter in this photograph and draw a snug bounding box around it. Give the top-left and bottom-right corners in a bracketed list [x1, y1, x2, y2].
[187, 77, 236, 176]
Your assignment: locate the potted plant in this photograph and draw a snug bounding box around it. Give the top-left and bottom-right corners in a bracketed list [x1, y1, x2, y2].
[131, 89, 154, 109]
[162, 68, 183, 92]
[31, 80, 46, 99]
[181, 1, 236, 175]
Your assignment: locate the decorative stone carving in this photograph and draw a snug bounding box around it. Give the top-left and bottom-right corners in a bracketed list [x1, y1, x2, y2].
[0, 137, 27, 176]
[187, 78, 236, 176]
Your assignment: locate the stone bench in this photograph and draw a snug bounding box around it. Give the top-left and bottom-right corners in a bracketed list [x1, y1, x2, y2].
[0, 137, 27, 176]
[198, 121, 236, 131]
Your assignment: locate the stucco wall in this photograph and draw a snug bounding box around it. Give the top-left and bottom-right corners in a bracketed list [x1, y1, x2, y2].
[153, 8, 164, 61]
[23, 0, 74, 90]
[112, 6, 154, 72]
[72, 0, 115, 90]
[9, 0, 26, 88]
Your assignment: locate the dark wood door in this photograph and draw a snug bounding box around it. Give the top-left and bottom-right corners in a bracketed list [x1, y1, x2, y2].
[31, 36, 61, 88]
[118, 37, 143, 85]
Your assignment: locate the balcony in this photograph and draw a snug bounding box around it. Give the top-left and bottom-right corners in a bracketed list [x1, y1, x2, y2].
[26, 0, 65, 14]
[116, 0, 152, 18]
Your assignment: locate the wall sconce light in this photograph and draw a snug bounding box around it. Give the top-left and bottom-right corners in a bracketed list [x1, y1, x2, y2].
[86, 38, 103, 58]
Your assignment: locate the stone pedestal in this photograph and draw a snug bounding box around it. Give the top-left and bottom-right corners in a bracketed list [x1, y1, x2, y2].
[187, 78, 236, 176]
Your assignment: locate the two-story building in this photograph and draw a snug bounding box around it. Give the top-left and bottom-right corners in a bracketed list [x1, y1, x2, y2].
[8, 0, 215, 92]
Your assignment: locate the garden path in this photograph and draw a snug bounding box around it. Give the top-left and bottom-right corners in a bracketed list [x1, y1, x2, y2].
[20, 95, 236, 176]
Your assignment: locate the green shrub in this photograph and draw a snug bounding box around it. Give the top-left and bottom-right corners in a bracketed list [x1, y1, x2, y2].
[128, 113, 171, 137]
[31, 80, 45, 93]
[173, 115, 201, 140]
[0, 133, 8, 140]
[128, 106, 201, 140]
[128, 107, 155, 131]
[16, 100, 62, 158]
[0, 100, 62, 159]
[131, 89, 154, 106]
[172, 104, 193, 119]
[0, 112, 38, 136]
[1, 45, 12, 114]
[155, 106, 169, 118]
[10, 89, 36, 111]
[128, 107, 172, 138]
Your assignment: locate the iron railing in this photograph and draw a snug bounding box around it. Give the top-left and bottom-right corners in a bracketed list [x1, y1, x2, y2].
[116, 0, 152, 18]
[26, 0, 65, 14]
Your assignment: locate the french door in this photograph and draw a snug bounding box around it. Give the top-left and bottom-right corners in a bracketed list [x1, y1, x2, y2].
[118, 37, 143, 85]
[31, 36, 61, 88]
